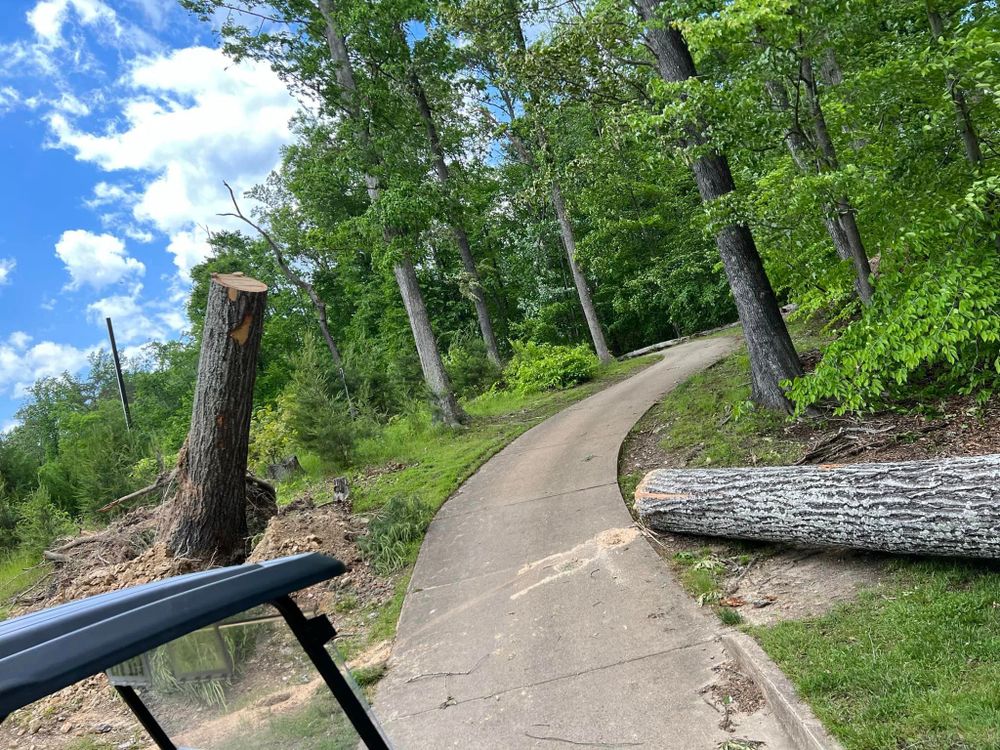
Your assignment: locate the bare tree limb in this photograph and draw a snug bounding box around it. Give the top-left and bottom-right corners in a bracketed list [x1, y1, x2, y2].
[220, 181, 356, 416]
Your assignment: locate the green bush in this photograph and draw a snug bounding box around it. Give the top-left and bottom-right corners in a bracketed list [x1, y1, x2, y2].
[248, 399, 296, 475]
[789, 230, 1000, 414]
[504, 341, 600, 393]
[443, 333, 501, 398]
[358, 496, 434, 575]
[17, 486, 74, 554]
[286, 335, 356, 466]
[0, 494, 18, 553]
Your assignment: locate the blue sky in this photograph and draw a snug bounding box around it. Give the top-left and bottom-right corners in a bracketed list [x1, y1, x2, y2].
[0, 0, 300, 429]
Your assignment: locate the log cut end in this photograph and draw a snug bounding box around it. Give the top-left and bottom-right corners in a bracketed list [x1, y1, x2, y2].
[212, 272, 268, 294]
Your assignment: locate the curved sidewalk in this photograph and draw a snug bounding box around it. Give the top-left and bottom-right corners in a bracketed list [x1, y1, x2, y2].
[375, 337, 793, 749]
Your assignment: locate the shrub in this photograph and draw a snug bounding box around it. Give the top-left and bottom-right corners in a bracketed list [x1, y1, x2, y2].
[788, 233, 1000, 414]
[17, 485, 74, 554]
[248, 399, 295, 475]
[286, 335, 355, 466]
[358, 496, 434, 575]
[504, 341, 600, 393]
[443, 333, 501, 398]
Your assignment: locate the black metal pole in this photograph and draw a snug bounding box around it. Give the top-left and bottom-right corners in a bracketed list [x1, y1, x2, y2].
[272, 596, 392, 749]
[114, 685, 177, 750]
[105, 317, 133, 432]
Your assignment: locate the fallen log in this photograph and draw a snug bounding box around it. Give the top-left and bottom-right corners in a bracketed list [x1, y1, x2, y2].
[635, 454, 1000, 559]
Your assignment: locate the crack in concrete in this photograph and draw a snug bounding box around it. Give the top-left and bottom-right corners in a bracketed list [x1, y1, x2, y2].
[386, 637, 718, 722]
[437, 481, 620, 520]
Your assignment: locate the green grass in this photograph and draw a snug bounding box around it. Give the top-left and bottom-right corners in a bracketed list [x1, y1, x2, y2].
[215, 690, 359, 750]
[755, 560, 1000, 749]
[652, 322, 825, 468]
[628, 322, 1000, 749]
[0, 549, 47, 619]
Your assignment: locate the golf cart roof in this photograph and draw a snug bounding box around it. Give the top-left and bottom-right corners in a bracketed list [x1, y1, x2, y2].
[0, 552, 345, 717]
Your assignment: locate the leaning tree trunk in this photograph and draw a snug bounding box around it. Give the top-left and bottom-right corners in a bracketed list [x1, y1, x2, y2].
[318, 0, 466, 425]
[766, 76, 873, 304]
[502, 18, 614, 364]
[636, 455, 1000, 558]
[800, 56, 874, 304]
[394, 255, 468, 425]
[551, 181, 613, 363]
[406, 60, 503, 367]
[927, 7, 984, 167]
[636, 0, 802, 411]
[160, 273, 267, 563]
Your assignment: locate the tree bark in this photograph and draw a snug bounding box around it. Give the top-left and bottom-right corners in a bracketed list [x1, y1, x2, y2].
[394, 255, 466, 423]
[635, 455, 1000, 559]
[636, 0, 802, 411]
[551, 181, 613, 363]
[799, 57, 874, 304]
[405, 58, 502, 367]
[496, 83, 614, 363]
[317, 0, 467, 426]
[160, 273, 268, 563]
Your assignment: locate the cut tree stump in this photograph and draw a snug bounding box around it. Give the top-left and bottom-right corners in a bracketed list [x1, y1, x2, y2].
[635, 454, 1000, 559]
[159, 273, 268, 563]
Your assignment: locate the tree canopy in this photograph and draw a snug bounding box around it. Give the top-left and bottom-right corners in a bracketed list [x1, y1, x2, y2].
[1, 0, 998, 554]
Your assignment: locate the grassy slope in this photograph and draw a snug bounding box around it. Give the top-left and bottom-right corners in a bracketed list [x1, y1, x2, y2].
[634, 325, 1000, 750]
[0, 549, 47, 619]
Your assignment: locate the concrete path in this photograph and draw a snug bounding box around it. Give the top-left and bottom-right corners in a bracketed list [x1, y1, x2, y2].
[375, 338, 794, 749]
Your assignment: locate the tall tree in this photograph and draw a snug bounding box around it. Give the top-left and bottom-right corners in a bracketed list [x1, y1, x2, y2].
[316, 0, 467, 424]
[458, 1, 614, 362]
[634, 0, 803, 411]
[397, 26, 503, 365]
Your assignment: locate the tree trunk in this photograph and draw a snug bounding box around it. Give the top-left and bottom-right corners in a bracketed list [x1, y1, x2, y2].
[636, 0, 802, 411]
[406, 61, 502, 367]
[635, 455, 1000, 558]
[160, 273, 268, 563]
[927, 7, 984, 168]
[394, 255, 467, 425]
[496, 83, 613, 363]
[926, 5, 999, 253]
[799, 57, 874, 304]
[551, 181, 613, 363]
[318, 0, 466, 425]
[766, 77, 873, 304]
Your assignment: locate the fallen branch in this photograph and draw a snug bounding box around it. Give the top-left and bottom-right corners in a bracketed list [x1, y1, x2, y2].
[97, 469, 177, 514]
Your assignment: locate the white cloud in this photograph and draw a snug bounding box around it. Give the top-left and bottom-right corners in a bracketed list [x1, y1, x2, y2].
[1, 419, 20, 435]
[46, 45, 298, 276]
[28, 0, 122, 49]
[7, 332, 32, 349]
[0, 259, 14, 286]
[165, 228, 212, 276]
[0, 338, 95, 398]
[0, 87, 22, 115]
[123, 226, 154, 243]
[54, 229, 145, 290]
[86, 181, 137, 209]
[87, 285, 166, 344]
